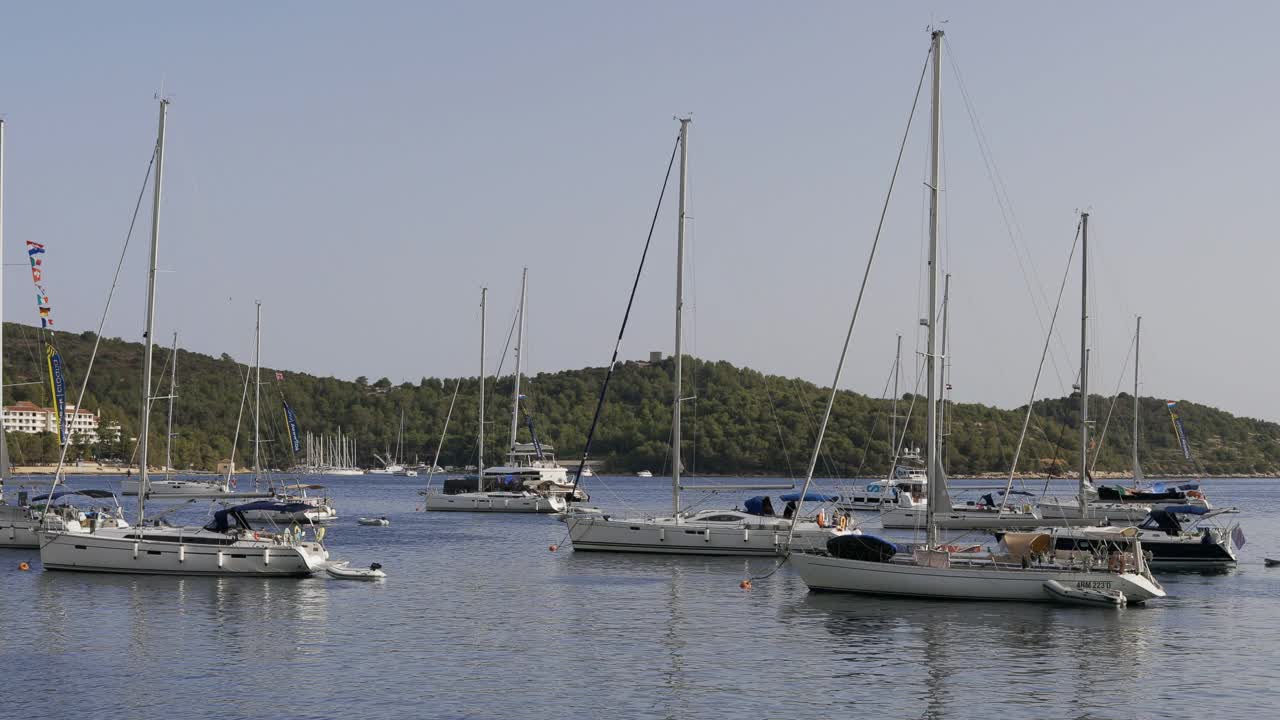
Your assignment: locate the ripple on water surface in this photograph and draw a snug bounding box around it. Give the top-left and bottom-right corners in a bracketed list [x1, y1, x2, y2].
[1, 475, 1276, 719]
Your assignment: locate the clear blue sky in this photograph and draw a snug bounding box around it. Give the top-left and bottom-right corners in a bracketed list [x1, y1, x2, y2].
[3, 2, 1277, 423]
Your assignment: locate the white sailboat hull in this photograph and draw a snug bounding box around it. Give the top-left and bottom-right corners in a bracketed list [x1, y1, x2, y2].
[121, 478, 232, 498]
[39, 527, 328, 576]
[565, 515, 845, 556]
[423, 492, 566, 514]
[791, 552, 1165, 603]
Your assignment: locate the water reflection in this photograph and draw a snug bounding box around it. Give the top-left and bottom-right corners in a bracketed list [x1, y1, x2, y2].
[799, 591, 1175, 718]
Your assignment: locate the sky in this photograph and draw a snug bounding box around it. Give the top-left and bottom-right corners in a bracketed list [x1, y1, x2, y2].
[2, 2, 1278, 422]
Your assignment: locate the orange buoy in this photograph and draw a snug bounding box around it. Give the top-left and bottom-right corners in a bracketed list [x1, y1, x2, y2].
[739, 579, 752, 590]
[549, 544, 559, 552]
[18, 562, 31, 571]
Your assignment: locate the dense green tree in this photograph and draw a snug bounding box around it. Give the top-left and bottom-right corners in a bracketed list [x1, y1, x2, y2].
[3, 322, 1278, 475]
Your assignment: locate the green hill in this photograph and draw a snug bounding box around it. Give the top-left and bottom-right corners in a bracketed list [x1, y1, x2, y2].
[4, 321, 1278, 476]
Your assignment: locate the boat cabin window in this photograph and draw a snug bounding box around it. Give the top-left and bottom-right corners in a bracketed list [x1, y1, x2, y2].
[702, 514, 742, 523]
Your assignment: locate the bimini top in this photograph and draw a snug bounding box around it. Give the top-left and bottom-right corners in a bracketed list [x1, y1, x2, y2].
[31, 489, 117, 502]
[1139, 506, 1208, 534]
[206, 501, 315, 532]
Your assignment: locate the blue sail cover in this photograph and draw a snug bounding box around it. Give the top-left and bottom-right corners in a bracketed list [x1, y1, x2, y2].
[1162, 504, 1209, 515]
[31, 489, 116, 502]
[780, 492, 839, 502]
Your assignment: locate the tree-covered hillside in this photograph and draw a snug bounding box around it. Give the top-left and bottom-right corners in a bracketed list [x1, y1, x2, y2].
[4, 322, 1278, 476]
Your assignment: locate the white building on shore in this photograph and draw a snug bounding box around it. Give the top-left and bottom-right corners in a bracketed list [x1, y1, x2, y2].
[2, 401, 101, 442]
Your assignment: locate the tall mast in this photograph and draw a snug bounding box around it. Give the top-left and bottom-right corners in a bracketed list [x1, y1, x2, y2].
[137, 98, 168, 527]
[509, 267, 527, 452]
[939, 273, 951, 472]
[0, 118, 8, 488]
[165, 332, 177, 472]
[478, 287, 487, 490]
[924, 30, 943, 549]
[1132, 315, 1143, 486]
[253, 301, 262, 488]
[1078, 212, 1090, 517]
[889, 333, 901, 478]
[672, 117, 690, 517]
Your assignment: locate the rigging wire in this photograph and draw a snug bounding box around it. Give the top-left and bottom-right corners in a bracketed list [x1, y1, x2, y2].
[945, 41, 1074, 394]
[42, 145, 157, 508]
[1090, 323, 1138, 474]
[568, 131, 681, 498]
[1000, 218, 1081, 510]
[783, 42, 931, 546]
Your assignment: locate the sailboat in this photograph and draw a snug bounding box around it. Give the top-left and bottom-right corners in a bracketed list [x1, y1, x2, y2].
[369, 409, 417, 476]
[1037, 318, 1239, 567]
[39, 100, 328, 575]
[790, 31, 1165, 604]
[478, 268, 586, 501]
[1038, 316, 1152, 522]
[565, 118, 851, 555]
[423, 288, 566, 513]
[121, 333, 235, 498]
[237, 303, 338, 524]
[838, 336, 928, 512]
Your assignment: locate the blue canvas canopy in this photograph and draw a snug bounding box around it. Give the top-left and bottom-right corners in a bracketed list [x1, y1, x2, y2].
[206, 501, 313, 532]
[1161, 504, 1209, 516]
[827, 534, 901, 562]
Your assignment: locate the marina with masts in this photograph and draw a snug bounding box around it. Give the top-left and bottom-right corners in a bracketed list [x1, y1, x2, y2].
[1, 11, 1276, 718]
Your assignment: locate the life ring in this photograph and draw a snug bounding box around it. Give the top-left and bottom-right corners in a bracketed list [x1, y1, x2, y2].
[837, 515, 849, 532]
[1186, 490, 1204, 499]
[18, 561, 30, 571]
[816, 510, 827, 528]
[253, 532, 261, 541]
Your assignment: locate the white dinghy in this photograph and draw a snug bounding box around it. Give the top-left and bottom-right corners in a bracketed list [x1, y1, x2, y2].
[1043, 579, 1126, 608]
[326, 561, 386, 580]
[357, 517, 390, 526]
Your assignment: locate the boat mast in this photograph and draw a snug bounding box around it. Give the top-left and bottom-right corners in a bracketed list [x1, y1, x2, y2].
[137, 98, 168, 527]
[478, 287, 487, 490]
[1133, 315, 1142, 486]
[889, 333, 901, 478]
[165, 332, 177, 472]
[1078, 212, 1090, 517]
[672, 116, 690, 517]
[0, 119, 8, 490]
[253, 301, 262, 489]
[923, 30, 943, 550]
[509, 267, 527, 454]
[939, 273, 951, 472]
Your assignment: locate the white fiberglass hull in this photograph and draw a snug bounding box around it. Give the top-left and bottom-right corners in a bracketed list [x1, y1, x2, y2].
[565, 515, 845, 556]
[242, 506, 338, 524]
[423, 492, 566, 514]
[121, 478, 232, 498]
[39, 527, 328, 576]
[791, 552, 1165, 604]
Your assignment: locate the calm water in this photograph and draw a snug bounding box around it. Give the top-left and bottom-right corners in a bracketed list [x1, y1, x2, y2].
[1, 474, 1275, 719]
